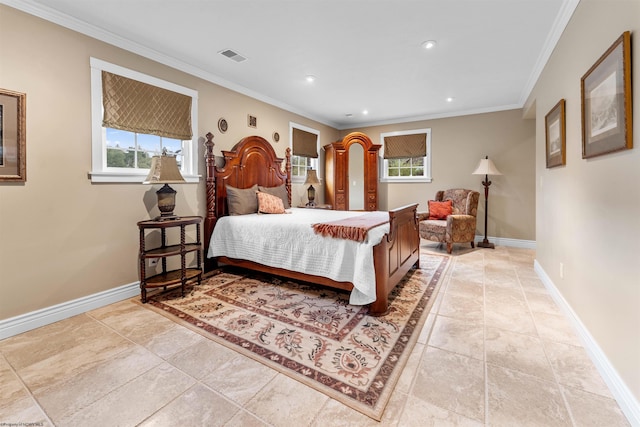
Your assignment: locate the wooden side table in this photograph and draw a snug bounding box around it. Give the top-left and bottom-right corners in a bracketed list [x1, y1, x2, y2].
[137, 216, 203, 303]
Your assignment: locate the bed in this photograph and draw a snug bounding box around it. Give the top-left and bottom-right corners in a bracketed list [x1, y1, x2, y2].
[203, 133, 420, 316]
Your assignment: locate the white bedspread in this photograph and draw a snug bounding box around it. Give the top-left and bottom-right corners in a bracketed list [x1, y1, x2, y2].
[207, 208, 390, 305]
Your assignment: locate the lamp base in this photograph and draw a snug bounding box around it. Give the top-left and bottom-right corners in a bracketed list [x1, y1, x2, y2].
[476, 240, 495, 249]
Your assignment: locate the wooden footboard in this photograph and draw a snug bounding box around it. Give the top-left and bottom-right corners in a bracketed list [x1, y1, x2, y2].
[369, 203, 420, 315]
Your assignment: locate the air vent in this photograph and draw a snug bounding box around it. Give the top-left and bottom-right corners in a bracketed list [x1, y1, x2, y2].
[219, 49, 247, 63]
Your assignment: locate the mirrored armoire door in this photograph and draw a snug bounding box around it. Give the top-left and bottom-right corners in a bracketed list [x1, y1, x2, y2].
[324, 132, 380, 211]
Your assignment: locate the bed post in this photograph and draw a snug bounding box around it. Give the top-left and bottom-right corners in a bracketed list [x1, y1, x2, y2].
[204, 132, 217, 272]
[285, 147, 292, 207]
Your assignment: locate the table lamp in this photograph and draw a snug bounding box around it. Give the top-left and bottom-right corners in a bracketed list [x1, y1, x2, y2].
[304, 169, 321, 207]
[143, 150, 186, 220]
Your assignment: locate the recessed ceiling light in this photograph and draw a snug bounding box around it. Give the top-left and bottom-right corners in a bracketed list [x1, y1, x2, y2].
[446, 97, 454, 102]
[422, 40, 437, 49]
[362, 110, 369, 115]
[305, 75, 316, 83]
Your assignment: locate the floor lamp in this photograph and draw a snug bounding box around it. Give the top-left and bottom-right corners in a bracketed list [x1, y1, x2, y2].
[472, 155, 502, 249]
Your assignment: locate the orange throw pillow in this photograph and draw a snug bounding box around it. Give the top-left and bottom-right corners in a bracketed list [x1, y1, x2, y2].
[428, 200, 452, 220]
[257, 191, 286, 214]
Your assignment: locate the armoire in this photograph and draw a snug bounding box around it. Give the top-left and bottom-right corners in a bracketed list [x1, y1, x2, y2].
[324, 132, 381, 211]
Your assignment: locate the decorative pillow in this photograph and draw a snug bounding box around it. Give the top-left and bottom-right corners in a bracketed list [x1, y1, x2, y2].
[428, 200, 453, 220]
[258, 184, 291, 208]
[257, 191, 286, 214]
[226, 184, 258, 215]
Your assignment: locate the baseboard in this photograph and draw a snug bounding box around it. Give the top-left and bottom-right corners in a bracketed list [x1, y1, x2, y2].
[0, 282, 140, 340]
[475, 235, 536, 249]
[534, 260, 640, 426]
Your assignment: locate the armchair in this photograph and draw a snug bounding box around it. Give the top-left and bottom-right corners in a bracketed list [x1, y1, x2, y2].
[418, 189, 479, 254]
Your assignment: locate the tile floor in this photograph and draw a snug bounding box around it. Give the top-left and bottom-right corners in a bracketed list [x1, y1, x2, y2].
[0, 243, 631, 426]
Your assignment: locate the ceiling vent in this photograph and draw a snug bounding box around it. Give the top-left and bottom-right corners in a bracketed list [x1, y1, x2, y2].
[219, 49, 247, 63]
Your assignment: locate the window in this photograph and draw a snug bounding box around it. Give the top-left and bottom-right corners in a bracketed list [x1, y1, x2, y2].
[380, 129, 432, 182]
[90, 58, 199, 183]
[289, 122, 320, 182]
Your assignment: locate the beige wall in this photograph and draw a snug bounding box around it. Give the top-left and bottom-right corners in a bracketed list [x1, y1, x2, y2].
[343, 109, 536, 240]
[527, 0, 640, 401]
[0, 5, 338, 319]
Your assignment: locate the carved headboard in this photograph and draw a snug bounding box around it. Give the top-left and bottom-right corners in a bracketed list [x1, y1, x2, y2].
[203, 133, 291, 267]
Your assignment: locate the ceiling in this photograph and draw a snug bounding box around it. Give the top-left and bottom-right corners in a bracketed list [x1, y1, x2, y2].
[8, 0, 578, 129]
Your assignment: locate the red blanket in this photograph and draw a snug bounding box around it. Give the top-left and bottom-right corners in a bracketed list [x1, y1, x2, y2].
[312, 212, 390, 242]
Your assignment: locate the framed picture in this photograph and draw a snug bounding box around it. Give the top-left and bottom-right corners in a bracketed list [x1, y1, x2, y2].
[581, 31, 632, 159]
[247, 114, 257, 128]
[545, 99, 566, 168]
[0, 88, 26, 182]
[217, 117, 228, 133]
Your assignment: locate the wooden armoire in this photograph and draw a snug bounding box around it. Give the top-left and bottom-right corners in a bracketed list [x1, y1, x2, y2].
[324, 132, 381, 211]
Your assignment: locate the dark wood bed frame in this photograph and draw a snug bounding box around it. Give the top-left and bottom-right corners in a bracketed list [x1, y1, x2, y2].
[203, 132, 420, 315]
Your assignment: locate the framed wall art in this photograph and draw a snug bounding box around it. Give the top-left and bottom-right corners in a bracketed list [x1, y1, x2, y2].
[581, 31, 632, 159]
[217, 117, 228, 133]
[0, 88, 26, 182]
[247, 114, 257, 128]
[545, 99, 566, 168]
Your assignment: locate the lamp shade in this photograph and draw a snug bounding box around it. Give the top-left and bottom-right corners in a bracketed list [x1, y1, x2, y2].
[143, 154, 186, 184]
[472, 156, 502, 176]
[304, 169, 321, 185]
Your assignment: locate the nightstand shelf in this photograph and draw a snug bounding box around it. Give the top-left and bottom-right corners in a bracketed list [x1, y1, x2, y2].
[143, 268, 202, 287]
[137, 216, 203, 303]
[144, 243, 202, 258]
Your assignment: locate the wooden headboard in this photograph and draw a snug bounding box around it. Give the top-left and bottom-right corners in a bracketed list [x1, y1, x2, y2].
[203, 133, 291, 269]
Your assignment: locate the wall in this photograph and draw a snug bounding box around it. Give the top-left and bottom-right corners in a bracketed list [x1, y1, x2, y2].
[527, 0, 640, 403]
[0, 5, 338, 320]
[343, 109, 536, 240]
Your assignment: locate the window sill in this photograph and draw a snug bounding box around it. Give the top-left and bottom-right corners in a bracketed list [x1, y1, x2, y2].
[89, 171, 200, 184]
[380, 177, 432, 183]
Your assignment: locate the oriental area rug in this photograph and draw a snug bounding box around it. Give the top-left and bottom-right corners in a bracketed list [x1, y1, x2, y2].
[143, 250, 450, 420]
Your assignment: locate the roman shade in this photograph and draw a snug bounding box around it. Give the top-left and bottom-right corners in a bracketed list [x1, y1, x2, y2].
[292, 128, 318, 158]
[383, 133, 427, 159]
[102, 71, 193, 140]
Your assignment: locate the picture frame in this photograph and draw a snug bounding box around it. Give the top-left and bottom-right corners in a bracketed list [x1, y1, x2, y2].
[247, 114, 257, 128]
[217, 117, 228, 133]
[0, 88, 26, 182]
[581, 31, 632, 159]
[545, 99, 566, 168]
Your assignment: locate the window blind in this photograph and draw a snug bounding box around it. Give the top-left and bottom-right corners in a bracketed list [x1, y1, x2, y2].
[292, 128, 318, 158]
[383, 133, 426, 159]
[102, 71, 192, 140]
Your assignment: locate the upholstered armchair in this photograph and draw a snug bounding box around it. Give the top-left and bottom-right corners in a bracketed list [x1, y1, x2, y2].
[417, 189, 480, 254]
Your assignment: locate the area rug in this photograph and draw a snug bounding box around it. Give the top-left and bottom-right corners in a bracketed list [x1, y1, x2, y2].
[142, 250, 450, 420]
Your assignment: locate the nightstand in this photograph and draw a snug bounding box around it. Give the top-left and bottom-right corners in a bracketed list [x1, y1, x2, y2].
[137, 216, 203, 303]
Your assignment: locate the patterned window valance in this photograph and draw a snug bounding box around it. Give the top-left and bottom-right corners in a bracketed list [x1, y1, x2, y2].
[102, 71, 192, 140]
[383, 133, 427, 159]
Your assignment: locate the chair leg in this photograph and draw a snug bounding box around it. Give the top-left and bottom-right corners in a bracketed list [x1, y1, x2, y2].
[447, 242, 453, 254]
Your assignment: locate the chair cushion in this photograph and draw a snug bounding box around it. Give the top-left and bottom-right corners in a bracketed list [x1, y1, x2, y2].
[419, 219, 447, 242]
[428, 200, 453, 220]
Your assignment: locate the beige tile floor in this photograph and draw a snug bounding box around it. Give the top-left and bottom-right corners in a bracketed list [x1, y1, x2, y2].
[0, 243, 631, 426]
